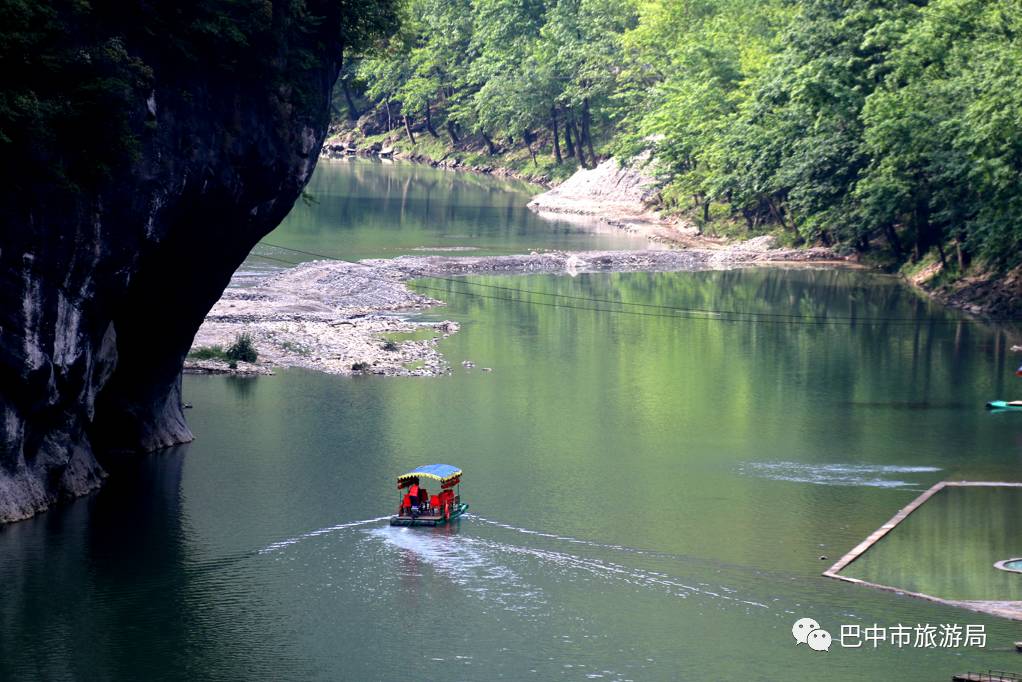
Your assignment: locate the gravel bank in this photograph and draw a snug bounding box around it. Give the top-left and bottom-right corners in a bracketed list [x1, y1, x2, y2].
[191, 238, 846, 377]
[190, 261, 460, 377]
[363, 237, 842, 279]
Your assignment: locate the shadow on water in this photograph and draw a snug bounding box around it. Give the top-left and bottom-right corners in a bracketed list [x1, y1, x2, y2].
[225, 374, 259, 400]
[0, 445, 308, 680]
[840, 400, 974, 410]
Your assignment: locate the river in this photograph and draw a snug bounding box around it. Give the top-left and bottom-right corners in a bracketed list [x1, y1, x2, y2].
[1, 159, 1020, 680]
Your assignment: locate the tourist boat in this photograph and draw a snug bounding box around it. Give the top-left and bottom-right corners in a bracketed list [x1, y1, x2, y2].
[390, 464, 469, 527]
[986, 400, 1022, 411]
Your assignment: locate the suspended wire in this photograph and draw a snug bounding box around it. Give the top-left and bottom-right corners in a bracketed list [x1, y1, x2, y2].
[248, 242, 1016, 327]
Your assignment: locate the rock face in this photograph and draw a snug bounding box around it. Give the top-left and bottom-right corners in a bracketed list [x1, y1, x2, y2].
[0, 3, 350, 522]
[527, 157, 660, 217]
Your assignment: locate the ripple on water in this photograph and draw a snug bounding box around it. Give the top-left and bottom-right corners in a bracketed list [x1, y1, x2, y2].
[739, 461, 940, 488]
[364, 524, 769, 614]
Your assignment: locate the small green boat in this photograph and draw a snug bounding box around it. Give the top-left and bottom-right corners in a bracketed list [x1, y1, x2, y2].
[390, 464, 469, 527]
[986, 400, 1022, 411]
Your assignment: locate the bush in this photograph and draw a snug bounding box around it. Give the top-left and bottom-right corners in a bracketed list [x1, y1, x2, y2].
[382, 340, 399, 352]
[188, 345, 228, 361]
[351, 361, 371, 372]
[226, 333, 258, 363]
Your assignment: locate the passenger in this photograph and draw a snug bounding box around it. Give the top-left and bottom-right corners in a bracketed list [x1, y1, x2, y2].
[408, 480, 420, 516]
[418, 488, 428, 513]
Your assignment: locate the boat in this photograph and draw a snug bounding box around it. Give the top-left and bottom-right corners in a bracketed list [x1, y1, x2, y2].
[390, 464, 469, 527]
[986, 400, 1022, 411]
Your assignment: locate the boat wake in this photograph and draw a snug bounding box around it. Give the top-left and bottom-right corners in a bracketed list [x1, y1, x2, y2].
[367, 526, 545, 613]
[469, 515, 670, 558]
[740, 461, 940, 488]
[366, 521, 768, 614]
[259, 514, 771, 615]
[258, 515, 391, 554]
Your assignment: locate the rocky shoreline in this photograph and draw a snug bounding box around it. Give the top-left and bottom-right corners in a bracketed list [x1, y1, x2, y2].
[190, 239, 846, 377]
[910, 263, 1022, 319]
[524, 156, 705, 247]
[321, 137, 555, 187]
[190, 261, 459, 377]
[318, 151, 1020, 318]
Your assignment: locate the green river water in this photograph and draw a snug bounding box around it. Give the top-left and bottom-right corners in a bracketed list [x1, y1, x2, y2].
[1, 160, 1020, 680]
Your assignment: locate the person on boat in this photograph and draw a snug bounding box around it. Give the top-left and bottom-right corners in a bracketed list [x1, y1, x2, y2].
[408, 479, 420, 517]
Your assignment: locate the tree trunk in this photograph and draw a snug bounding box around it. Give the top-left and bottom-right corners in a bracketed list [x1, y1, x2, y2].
[550, 107, 562, 164]
[341, 78, 360, 120]
[581, 98, 596, 166]
[567, 116, 585, 167]
[742, 207, 754, 231]
[404, 115, 416, 144]
[884, 224, 903, 258]
[767, 197, 789, 231]
[913, 196, 932, 262]
[446, 119, 460, 144]
[523, 130, 537, 166]
[424, 100, 439, 138]
[481, 132, 496, 156]
[563, 108, 576, 159]
[385, 100, 392, 131]
[935, 238, 949, 270]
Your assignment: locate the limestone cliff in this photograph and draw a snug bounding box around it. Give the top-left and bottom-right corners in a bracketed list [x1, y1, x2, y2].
[0, 1, 370, 522]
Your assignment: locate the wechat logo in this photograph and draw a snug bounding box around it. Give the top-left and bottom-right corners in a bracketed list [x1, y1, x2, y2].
[793, 617, 832, 652]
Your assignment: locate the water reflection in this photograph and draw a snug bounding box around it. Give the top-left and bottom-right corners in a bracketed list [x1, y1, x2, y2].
[0, 446, 311, 679]
[224, 375, 258, 400]
[245, 158, 649, 265]
[5, 261, 1022, 679]
[844, 486, 1022, 601]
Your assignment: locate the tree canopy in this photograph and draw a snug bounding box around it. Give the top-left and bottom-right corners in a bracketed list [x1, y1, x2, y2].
[347, 0, 1022, 272]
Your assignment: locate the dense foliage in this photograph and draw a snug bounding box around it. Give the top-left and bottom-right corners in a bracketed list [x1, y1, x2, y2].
[0, 0, 397, 191]
[349, 0, 634, 168]
[349, 0, 1022, 270]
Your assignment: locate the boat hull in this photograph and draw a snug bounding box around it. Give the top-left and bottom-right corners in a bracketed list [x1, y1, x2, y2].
[390, 503, 469, 527]
[987, 400, 1022, 411]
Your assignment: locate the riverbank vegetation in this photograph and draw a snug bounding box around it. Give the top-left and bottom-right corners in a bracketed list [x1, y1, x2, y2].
[339, 0, 1022, 280]
[189, 333, 259, 366]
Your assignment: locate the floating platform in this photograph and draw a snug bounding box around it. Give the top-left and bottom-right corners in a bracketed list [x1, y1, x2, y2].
[390, 503, 469, 527]
[824, 481, 1022, 622]
[952, 672, 1021, 682]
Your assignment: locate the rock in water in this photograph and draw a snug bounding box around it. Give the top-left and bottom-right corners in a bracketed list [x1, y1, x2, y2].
[0, 3, 355, 523]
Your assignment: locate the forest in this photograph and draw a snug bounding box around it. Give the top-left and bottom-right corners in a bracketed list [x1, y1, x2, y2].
[341, 0, 1022, 274]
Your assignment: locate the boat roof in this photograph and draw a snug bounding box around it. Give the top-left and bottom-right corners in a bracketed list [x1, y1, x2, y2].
[397, 464, 462, 483]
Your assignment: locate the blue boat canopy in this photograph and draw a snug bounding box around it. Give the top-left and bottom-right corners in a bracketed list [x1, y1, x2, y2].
[397, 464, 462, 484]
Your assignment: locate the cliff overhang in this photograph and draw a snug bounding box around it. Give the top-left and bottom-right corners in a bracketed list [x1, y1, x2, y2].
[0, 1, 354, 522]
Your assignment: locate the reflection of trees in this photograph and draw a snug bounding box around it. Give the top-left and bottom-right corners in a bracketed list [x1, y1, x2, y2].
[846, 487, 1022, 601]
[274, 160, 631, 256]
[226, 375, 258, 399]
[404, 268, 1016, 555]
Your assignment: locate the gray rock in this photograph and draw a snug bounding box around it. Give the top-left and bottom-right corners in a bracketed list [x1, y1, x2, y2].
[0, 6, 347, 523]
